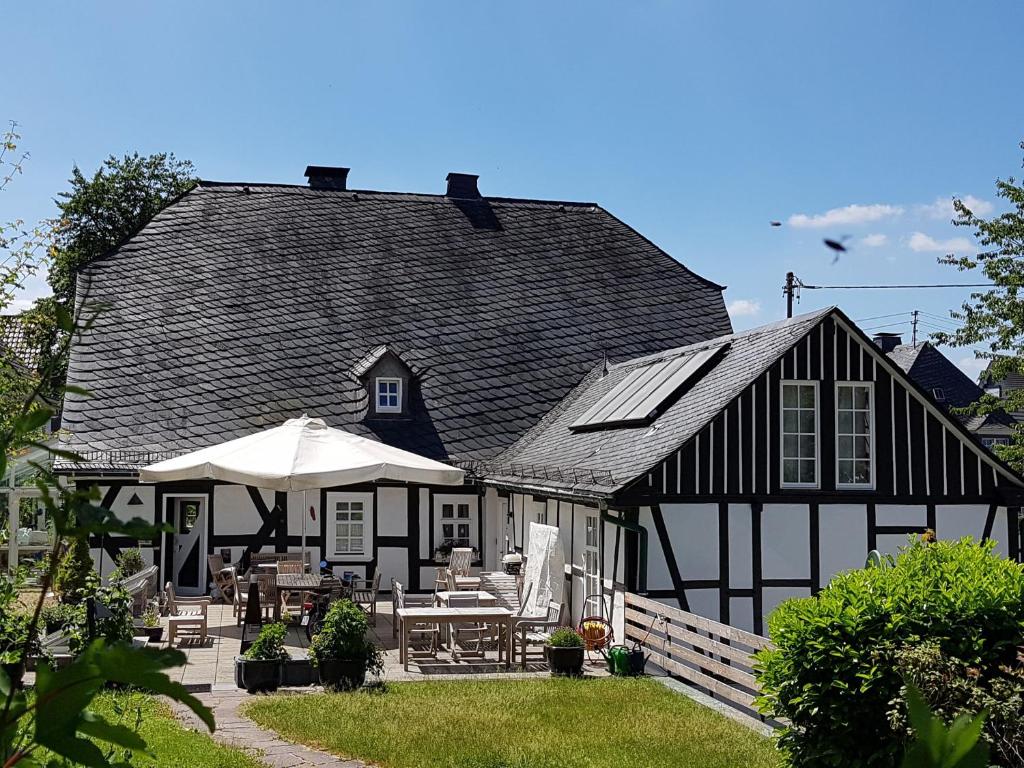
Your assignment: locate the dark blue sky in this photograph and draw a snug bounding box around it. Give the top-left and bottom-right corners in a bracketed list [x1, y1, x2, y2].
[5, 1, 1023, 375]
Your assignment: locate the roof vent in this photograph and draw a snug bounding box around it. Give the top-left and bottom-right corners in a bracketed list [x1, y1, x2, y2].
[304, 165, 350, 190]
[873, 332, 903, 353]
[446, 172, 481, 199]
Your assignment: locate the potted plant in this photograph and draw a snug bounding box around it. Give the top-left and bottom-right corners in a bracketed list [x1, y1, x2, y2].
[308, 599, 383, 690]
[236, 622, 289, 693]
[545, 626, 585, 676]
[134, 605, 163, 643]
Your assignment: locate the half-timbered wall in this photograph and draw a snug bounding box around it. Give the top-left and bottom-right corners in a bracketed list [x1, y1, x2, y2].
[614, 314, 1023, 635]
[79, 478, 481, 593]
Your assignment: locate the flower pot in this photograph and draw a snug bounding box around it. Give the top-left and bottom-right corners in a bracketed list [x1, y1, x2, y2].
[546, 645, 585, 676]
[1, 661, 24, 690]
[282, 657, 319, 687]
[235, 657, 282, 693]
[317, 658, 366, 690]
[142, 626, 163, 643]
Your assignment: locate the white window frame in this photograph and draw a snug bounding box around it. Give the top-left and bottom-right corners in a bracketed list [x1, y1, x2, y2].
[434, 494, 478, 553]
[583, 514, 602, 616]
[779, 380, 820, 489]
[835, 381, 875, 489]
[327, 491, 373, 559]
[375, 377, 402, 414]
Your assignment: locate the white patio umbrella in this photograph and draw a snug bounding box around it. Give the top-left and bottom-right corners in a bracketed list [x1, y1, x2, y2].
[139, 414, 465, 561]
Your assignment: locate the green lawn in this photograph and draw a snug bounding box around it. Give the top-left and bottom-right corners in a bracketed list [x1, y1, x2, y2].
[33, 692, 263, 768]
[245, 678, 780, 768]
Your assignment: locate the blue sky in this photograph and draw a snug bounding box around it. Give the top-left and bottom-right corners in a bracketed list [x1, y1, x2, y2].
[4, 1, 1023, 377]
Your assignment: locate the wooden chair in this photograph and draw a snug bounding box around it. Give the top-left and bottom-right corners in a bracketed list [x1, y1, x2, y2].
[164, 582, 210, 646]
[255, 573, 277, 622]
[277, 560, 303, 618]
[393, 580, 438, 655]
[432, 567, 448, 597]
[448, 547, 473, 576]
[352, 567, 381, 624]
[230, 568, 251, 626]
[516, 601, 564, 669]
[446, 592, 487, 659]
[207, 554, 234, 603]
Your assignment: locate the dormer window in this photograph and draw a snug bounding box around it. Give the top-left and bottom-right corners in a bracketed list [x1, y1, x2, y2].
[376, 377, 402, 413]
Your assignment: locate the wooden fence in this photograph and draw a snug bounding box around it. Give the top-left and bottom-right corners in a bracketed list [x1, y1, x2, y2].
[623, 592, 776, 728]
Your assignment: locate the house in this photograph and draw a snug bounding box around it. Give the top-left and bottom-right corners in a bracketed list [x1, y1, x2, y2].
[483, 309, 1024, 634]
[56, 166, 730, 593]
[55, 166, 1024, 634]
[877, 333, 1016, 449]
[0, 314, 39, 372]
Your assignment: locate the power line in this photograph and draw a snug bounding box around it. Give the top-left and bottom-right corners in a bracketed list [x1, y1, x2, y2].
[800, 282, 994, 290]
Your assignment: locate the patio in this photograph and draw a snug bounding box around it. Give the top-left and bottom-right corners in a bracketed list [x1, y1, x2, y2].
[166, 599, 609, 690]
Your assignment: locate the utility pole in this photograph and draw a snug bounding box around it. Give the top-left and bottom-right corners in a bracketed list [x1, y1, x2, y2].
[912, 310, 919, 346]
[783, 272, 796, 318]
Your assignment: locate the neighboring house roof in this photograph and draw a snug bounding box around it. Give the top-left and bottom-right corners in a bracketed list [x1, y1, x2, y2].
[886, 342, 1015, 436]
[481, 307, 832, 497]
[60, 178, 731, 470]
[0, 314, 40, 371]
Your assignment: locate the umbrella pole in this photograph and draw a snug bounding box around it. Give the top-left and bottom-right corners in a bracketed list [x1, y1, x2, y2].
[302, 489, 307, 571]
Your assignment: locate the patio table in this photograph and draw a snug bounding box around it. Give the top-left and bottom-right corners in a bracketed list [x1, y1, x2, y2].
[434, 590, 496, 606]
[396, 606, 513, 671]
[274, 574, 335, 621]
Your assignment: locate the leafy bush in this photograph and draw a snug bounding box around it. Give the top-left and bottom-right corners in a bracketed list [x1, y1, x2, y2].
[900, 683, 989, 768]
[109, 547, 145, 581]
[890, 642, 1024, 767]
[243, 622, 290, 662]
[548, 626, 584, 648]
[54, 536, 98, 602]
[308, 599, 382, 674]
[40, 601, 84, 634]
[756, 538, 1024, 768]
[0, 575, 36, 664]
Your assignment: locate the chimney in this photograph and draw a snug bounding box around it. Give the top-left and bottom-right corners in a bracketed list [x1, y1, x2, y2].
[445, 172, 481, 199]
[873, 332, 903, 353]
[304, 165, 349, 190]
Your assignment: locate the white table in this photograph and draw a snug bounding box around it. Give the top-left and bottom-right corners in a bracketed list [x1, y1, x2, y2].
[396, 606, 513, 670]
[433, 590, 496, 606]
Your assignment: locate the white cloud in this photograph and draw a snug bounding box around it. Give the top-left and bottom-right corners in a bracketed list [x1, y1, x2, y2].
[727, 298, 761, 318]
[907, 231, 976, 254]
[920, 195, 994, 220]
[861, 233, 888, 247]
[956, 355, 987, 380]
[788, 203, 903, 229]
[2, 298, 36, 314]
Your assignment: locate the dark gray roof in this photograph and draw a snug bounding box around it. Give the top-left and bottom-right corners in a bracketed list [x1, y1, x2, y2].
[0, 314, 39, 370]
[61, 180, 730, 469]
[887, 342, 1015, 436]
[479, 308, 831, 497]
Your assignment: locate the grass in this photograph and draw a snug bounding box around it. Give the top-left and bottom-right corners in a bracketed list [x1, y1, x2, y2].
[32, 691, 264, 768]
[245, 678, 780, 768]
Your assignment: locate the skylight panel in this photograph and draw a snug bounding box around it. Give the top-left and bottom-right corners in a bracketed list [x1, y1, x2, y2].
[570, 344, 727, 430]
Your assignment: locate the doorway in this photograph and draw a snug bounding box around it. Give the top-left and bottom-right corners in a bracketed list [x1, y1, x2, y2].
[166, 495, 207, 596]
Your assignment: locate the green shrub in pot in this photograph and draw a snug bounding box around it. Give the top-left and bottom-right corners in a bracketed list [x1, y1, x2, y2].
[546, 626, 585, 676]
[237, 622, 290, 693]
[308, 599, 382, 690]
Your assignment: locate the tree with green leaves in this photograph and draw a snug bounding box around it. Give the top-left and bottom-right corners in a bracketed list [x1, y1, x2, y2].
[935, 140, 1024, 470]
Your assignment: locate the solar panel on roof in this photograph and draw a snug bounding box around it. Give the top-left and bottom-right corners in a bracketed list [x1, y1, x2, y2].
[570, 344, 727, 430]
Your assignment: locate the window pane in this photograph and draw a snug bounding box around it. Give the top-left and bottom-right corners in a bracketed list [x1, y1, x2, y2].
[855, 460, 871, 483]
[854, 387, 870, 409]
[783, 385, 797, 407]
[838, 386, 853, 409]
[799, 385, 816, 408]
[855, 413, 870, 435]
[838, 411, 853, 433]
[351, 502, 363, 511]
[799, 435, 815, 459]
[335, 538, 347, 553]
[457, 504, 470, 518]
[799, 460, 816, 484]
[442, 524, 454, 538]
[442, 504, 454, 518]
[350, 511, 363, 521]
[799, 409, 815, 433]
[783, 410, 798, 433]
[838, 435, 853, 459]
[783, 460, 799, 483]
[855, 436, 870, 459]
[458, 524, 469, 539]
[838, 460, 853, 484]
[336, 501, 349, 511]
[783, 434, 798, 458]
[351, 523, 363, 538]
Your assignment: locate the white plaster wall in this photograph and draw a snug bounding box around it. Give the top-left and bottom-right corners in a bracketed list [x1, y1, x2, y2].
[376, 487, 408, 537]
[377, 546, 408, 590]
[108, 485, 156, 525]
[876, 533, 911, 558]
[729, 597, 754, 634]
[638, 506, 673, 592]
[285, 491, 320, 540]
[763, 586, 812, 626]
[762, 504, 810, 580]
[213, 485, 267, 535]
[728, 504, 753, 589]
[685, 588, 719, 623]
[661, 503, 718, 581]
[819, 504, 869, 582]
[934, 504, 992, 547]
[875, 504, 928, 527]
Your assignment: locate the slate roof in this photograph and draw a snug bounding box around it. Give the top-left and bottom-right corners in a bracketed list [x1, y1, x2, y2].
[0, 314, 39, 371]
[479, 308, 832, 497]
[59, 179, 731, 471]
[886, 343, 1015, 436]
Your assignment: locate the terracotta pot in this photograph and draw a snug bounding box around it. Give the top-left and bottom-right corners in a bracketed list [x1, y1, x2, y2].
[546, 645, 585, 676]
